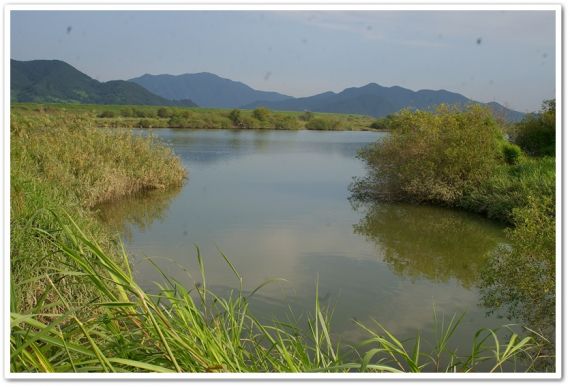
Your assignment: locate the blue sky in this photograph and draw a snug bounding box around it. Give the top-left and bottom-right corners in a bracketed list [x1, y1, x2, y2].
[11, 10, 555, 112]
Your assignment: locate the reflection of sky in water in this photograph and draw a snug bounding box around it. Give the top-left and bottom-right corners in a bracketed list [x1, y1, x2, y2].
[103, 128, 515, 349]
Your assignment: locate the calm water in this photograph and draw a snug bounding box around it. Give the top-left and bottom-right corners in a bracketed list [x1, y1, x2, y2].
[97, 129, 512, 348]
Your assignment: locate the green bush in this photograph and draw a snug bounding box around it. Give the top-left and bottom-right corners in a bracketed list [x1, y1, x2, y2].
[157, 107, 172, 118]
[299, 111, 314, 122]
[98, 110, 116, 118]
[370, 115, 394, 130]
[228, 109, 241, 126]
[305, 117, 343, 130]
[252, 107, 271, 122]
[514, 100, 555, 157]
[501, 142, 523, 165]
[461, 157, 555, 224]
[274, 115, 301, 130]
[353, 104, 505, 204]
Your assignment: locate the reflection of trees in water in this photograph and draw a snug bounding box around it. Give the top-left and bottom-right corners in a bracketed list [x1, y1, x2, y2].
[159, 129, 374, 164]
[94, 185, 182, 240]
[353, 202, 505, 288]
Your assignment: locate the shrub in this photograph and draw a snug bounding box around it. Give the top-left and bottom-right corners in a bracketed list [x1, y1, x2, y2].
[228, 109, 242, 126]
[274, 115, 301, 130]
[239, 116, 262, 129]
[514, 99, 555, 157]
[120, 107, 135, 117]
[299, 111, 314, 121]
[252, 107, 271, 122]
[305, 117, 343, 130]
[370, 115, 394, 130]
[157, 107, 172, 118]
[352, 104, 505, 204]
[98, 110, 116, 118]
[501, 142, 523, 165]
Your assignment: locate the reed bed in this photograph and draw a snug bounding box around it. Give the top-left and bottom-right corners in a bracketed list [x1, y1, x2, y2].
[11, 109, 186, 314]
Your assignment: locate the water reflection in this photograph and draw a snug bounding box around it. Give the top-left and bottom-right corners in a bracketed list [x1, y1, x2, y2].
[353, 202, 506, 287]
[95, 185, 182, 240]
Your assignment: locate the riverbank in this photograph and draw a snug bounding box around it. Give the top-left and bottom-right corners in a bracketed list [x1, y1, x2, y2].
[11, 103, 378, 131]
[351, 103, 556, 359]
[9, 105, 549, 373]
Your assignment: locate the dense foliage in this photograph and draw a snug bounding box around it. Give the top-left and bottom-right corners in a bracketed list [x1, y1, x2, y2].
[353, 105, 506, 205]
[513, 99, 555, 157]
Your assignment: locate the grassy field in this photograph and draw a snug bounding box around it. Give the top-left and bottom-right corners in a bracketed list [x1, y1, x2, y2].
[9, 105, 551, 373]
[11, 103, 378, 131]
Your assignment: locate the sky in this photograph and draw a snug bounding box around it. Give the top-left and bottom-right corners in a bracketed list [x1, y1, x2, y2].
[10, 10, 556, 112]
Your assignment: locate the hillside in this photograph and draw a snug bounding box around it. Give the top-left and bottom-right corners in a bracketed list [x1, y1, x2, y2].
[129, 72, 291, 108]
[11, 59, 197, 107]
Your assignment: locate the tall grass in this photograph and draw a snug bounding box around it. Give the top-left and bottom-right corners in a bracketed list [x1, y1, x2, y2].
[10, 212, 550, 373]
[11, 109, 186, 314]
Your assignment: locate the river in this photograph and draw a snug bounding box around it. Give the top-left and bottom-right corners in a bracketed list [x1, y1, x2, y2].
[96, 128, 513, 351]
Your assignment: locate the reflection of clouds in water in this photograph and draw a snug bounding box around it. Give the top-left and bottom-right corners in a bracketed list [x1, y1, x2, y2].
[107, 129, 511, 353]
[293, 251, 497, 346]
[337, 280, 480, 344]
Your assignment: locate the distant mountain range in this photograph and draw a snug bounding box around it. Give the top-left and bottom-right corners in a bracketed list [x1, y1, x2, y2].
[11, 59, 196, 107]
[240, 83, 525, 122]
[129, 73, 291, 108]
[11, 59, 525, 121]
[131, 72, 524, 121]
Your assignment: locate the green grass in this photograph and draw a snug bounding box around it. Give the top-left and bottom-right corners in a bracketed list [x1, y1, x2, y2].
[11, 102, 377, 131]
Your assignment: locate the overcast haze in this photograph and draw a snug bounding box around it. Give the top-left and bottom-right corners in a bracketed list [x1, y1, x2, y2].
[11, 10, 555, 112]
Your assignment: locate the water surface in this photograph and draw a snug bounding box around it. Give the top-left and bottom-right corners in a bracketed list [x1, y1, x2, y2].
[97, 129, 511, 348]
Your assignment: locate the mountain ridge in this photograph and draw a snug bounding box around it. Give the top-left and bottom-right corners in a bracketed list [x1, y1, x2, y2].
[11, 59, 197, 107]
[129, 72, 291, 108]
[240, 82, 524, 121]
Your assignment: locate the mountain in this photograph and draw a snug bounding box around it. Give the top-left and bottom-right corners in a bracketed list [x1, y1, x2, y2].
[242, 83, 525, 122]
[11, 59, 197, 106]
[129, 72, 291, 108]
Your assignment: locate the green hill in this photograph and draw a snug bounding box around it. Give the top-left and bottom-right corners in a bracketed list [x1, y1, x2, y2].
[11, 59, 197, 107]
